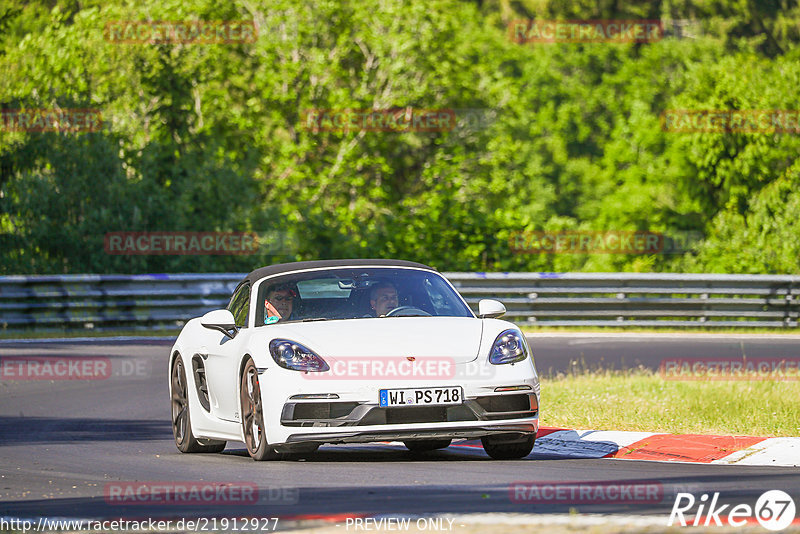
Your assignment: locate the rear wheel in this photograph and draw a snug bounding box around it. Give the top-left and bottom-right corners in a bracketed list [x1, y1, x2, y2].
[481, 433, 535, 460]
[171, 357, 226, 453]
[240, 359, 280, 461]
[403, 439, 452, 452]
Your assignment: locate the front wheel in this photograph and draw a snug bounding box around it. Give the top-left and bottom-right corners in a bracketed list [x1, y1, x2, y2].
[171, 357, 226, 453]
[481, 433, 535, 460]
[240, 359, 280, 461]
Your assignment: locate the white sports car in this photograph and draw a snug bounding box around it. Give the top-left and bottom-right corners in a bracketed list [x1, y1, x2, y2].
[168, 259, 540, 460]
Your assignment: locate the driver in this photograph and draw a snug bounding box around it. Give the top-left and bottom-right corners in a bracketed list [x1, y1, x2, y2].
[264, 282, 298, 324]
[369, 282, 399, 317]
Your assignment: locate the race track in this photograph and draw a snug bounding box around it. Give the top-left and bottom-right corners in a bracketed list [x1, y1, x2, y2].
[1, 336, 799, 524]
[529, 332, 800, 374]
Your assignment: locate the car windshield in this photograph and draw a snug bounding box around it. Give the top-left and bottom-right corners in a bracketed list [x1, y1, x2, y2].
[255, 267, 473, 325]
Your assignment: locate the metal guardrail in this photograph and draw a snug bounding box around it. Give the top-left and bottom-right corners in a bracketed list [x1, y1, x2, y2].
[1, 272, 798, 334]
[0, 274, 241, 334]
[444, 272, 800, 328]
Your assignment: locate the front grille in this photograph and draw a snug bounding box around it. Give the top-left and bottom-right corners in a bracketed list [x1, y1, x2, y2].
[282, 395, 536, 428]
[357, 404, 479, 425]
[291, 402, 359, 420]
[386, 406, 447, 424]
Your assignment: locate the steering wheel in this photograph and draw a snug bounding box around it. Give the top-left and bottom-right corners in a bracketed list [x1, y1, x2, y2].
[385, 306, 432, 317]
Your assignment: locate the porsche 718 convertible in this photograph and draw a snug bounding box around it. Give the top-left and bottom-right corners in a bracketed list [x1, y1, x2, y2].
[168, 259, 540, 460]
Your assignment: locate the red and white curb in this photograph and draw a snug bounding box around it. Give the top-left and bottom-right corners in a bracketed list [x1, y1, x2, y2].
[447, 427, 799, 466]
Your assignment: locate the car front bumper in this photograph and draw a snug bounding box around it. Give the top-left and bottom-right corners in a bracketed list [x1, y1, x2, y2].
[281, 422, 538, 448]
[260, 360, 540, 446]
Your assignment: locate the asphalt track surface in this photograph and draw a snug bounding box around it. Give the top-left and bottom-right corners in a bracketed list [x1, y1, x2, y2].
[1, 335, 799, 524]
[528, 333, 800, 375]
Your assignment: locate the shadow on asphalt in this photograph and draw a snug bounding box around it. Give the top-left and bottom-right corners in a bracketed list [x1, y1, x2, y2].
[3, 473, 798, 520]
[0, 416, 172, 445]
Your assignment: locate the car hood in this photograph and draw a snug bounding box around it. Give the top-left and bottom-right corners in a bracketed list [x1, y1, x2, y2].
[265, 316, 483, 364]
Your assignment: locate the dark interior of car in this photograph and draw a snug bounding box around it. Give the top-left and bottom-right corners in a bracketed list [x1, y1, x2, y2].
[256, 276, 438, 324]
[293, 282, 434, 320]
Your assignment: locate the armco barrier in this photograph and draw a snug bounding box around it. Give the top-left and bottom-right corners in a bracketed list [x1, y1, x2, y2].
[445, 272, 800, 328]
[0, 274, 241, 334]
[0, 272, 798, 334]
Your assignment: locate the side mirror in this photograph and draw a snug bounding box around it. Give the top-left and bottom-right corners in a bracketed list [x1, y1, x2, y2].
[478, 299, 506, 319]
[201, 309, 238, 338]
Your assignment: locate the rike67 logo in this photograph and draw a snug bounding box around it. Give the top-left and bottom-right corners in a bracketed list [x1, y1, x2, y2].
[668, 490, 796, 531]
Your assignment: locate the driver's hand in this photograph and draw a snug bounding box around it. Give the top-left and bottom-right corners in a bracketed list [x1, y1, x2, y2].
[265, 300, 282, 320]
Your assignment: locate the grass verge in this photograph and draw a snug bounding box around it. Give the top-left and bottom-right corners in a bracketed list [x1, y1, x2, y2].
[540, 368, 800, 437]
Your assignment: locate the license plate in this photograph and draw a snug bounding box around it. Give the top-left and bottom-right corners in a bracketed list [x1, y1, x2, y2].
[379, 387, 463, 407]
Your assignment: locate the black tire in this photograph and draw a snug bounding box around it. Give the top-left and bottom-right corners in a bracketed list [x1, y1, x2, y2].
[481, 433, 535, 460]
[240, 359, 280, 461]
[171, 357, 226, 453]
[403, 439, 452, 452]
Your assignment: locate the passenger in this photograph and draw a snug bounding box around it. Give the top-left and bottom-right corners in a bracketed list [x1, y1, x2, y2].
[369, 282, 399, 317]
[264, 283, 297, 324]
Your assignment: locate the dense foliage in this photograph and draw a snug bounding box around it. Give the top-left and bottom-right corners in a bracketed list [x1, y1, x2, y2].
[1, 0, 799, 274]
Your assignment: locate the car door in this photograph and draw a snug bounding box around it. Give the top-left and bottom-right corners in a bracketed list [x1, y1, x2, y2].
[202, 282, 250, 423]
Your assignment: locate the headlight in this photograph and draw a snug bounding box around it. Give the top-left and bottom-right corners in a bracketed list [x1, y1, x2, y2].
[489, 329, 529, 365]
[269, 339, 329, 372]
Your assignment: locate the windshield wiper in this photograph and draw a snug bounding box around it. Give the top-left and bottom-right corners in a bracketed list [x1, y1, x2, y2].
[301, 317, 329, 322]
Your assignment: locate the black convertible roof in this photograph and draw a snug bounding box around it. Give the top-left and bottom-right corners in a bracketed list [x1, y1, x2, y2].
[242, 259, 436, 286]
